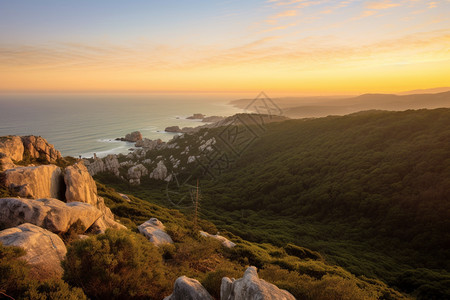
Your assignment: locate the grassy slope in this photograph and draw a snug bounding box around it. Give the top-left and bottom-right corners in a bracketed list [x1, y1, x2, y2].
[97, 108, 450, 299]
[96, 182, 407, 299]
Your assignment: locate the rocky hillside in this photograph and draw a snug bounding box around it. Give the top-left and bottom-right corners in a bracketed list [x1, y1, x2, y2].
[0, 135, 409, 299]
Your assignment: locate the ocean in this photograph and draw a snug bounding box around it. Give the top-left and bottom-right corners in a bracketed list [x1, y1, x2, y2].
[0, 93, 247, 158]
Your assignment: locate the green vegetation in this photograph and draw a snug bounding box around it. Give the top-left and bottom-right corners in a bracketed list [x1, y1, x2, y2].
[0, 243, 87, 300]
[93, 183, 405, 299]
[63, 229, 168, 299]
[97, 108, 450, 299]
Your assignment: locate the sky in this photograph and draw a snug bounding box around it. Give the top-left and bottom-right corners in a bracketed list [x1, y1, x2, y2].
[0, 0, 449, 95]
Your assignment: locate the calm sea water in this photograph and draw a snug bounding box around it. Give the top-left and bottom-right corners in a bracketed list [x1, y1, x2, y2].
[0, 93, 248, 158]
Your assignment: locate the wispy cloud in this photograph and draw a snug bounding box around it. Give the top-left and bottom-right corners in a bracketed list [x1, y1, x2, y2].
[366, 0, 401, 10]
[274, 9, 298, 17]
[1, 30, 448, 73]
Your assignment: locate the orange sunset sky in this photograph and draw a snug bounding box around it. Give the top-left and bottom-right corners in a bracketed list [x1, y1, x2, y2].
[0, 0, 449, 94]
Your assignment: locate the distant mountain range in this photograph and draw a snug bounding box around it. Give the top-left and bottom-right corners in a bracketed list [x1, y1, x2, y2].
[230, 89, 450, 118]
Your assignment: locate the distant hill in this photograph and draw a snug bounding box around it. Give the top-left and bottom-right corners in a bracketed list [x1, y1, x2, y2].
[397, 87, 450, 95]
[231, 91, 450, 118]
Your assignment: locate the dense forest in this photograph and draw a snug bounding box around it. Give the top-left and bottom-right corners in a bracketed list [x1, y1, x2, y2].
[100, 108, 450, 299]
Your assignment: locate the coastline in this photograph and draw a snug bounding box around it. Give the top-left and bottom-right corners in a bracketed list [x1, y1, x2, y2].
[0, 94, 244, 158]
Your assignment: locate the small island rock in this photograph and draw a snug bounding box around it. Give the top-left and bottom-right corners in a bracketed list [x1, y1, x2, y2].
[165, 126, 182, 133]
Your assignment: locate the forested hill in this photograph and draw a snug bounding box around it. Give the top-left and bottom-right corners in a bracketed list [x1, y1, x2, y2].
[199, 108, 450, 298]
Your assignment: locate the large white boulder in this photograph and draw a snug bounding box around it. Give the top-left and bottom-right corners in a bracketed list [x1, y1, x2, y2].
[0, 223, 67, 279]
[221, 266, 296, 300]
[0, 197, 102, 233]
[164, 276, 213, 300]
[138, 218, 173, 246]
[64, 162, 125, 232]
[3, 165, 63, 199]
[64, 162, 98, 206]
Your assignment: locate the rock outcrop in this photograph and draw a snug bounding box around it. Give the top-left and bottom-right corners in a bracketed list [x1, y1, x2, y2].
[127, 164, 148, 185]
[0, 223, 67, 279]
[104, 154, 120, 176]
[149, 161, 168, 181]
[135, 138, 163, 149]
[164, 276, 213, 300]
[0, 136, 125, 236]
[221, 266, 296, 300]
[21, 136, 61, 163]
[138, 218, 173, 246]
[3, 165, 63, 199]
[64, 162, 98, 206]
[63, 162, 125, 232]
[84, 155, 120, 177]
[199, 231, 236, 248]
[0, 197, 103, 233]
[0, 136, 24, 161]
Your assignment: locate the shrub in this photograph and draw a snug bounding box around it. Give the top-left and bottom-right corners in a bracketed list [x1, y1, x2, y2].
[63, 229, 168, 299]
[0, 243, 86, 300]
[284, 243, 322, 260]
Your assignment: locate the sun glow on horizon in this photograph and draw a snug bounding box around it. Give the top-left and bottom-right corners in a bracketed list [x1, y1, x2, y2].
[0, 0, 449, 94]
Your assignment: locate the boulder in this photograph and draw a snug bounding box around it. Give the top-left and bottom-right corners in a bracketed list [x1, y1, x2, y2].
[0, 135, 24, 161]
[199, 231, 236, 248]
[120, 131, 143, 142]
[3, 165, 63, 199]
[0, 223, 67, 279]
[221, 266, 295, 300]
[138, 218, 173, 246]
[90, 214, 126, 233]
[149, 161, 168, 181]
[64, 162, 98, 206]
[127, 164, 148, 185]
[63, 162, 123, 231]
[0, 197, 102, 233]
[21, 136, 61, 163]
[164, 276, 213, 300]
[165, 126, 182, 133]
